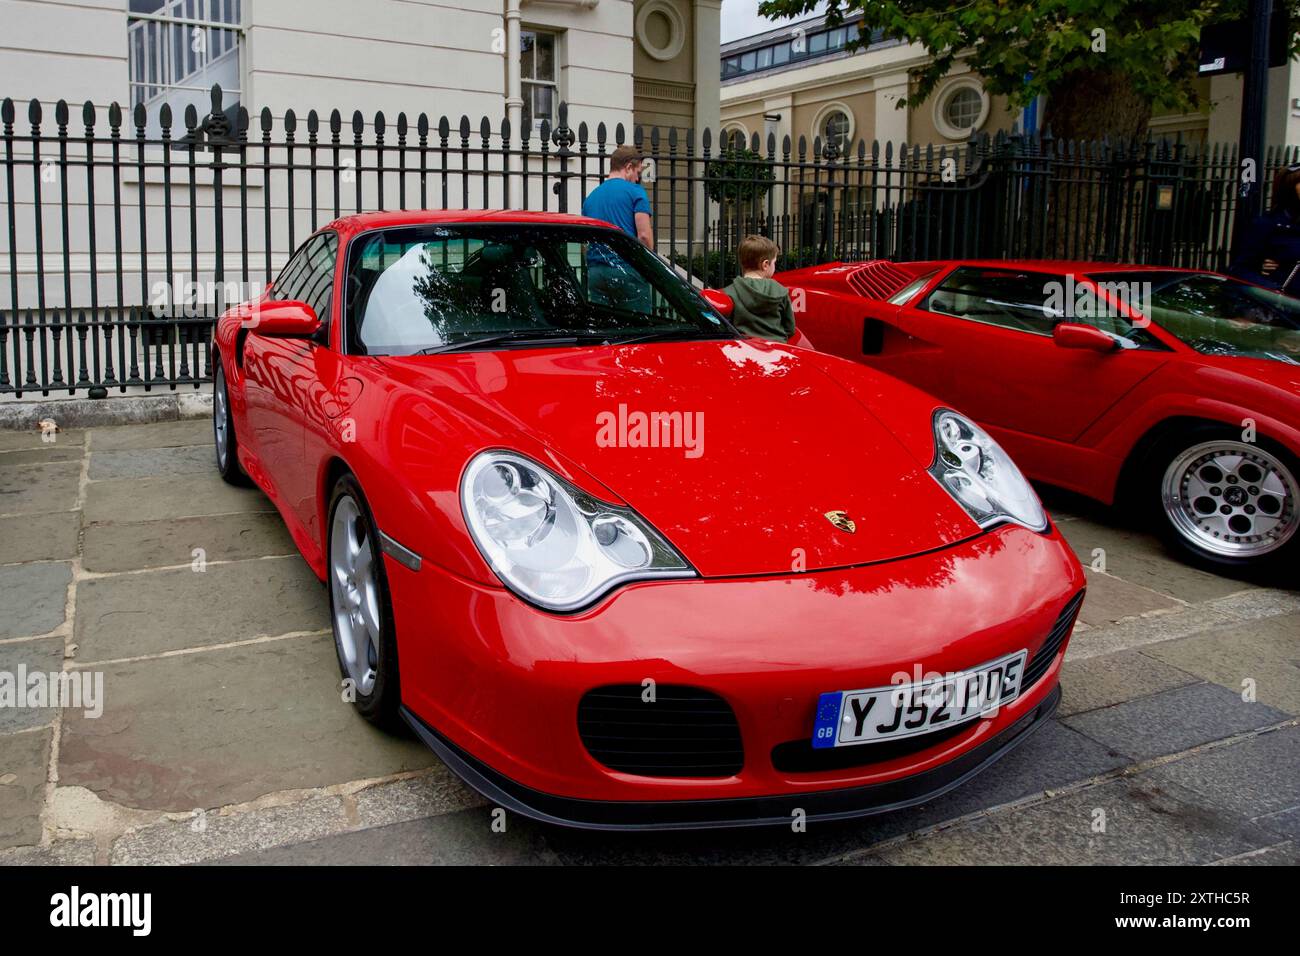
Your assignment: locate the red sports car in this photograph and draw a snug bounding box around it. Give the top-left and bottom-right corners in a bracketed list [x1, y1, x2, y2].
[211, 211, 1084, 829]
[778, 259, 1300, 576]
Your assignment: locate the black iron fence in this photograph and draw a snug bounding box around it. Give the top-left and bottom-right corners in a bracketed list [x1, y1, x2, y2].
[2, 84, 1296, 397]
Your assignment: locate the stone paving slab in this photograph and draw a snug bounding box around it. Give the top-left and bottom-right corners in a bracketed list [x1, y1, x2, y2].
[0, 837, 97, 866]
[58, 634, 436, 813]
[83, 474, 272, 524]
[0, 430, 84, 451]
[1141, 613, 1300, 716]
[0, 445, 85, 465]
[0, 511, 80, 565]
[1255, 807, 1300, 841]
[88, 444, 214, 480]
[1144, 727, 1300, 840]
[0, 461, 81, 516]
[1211, 841, 1300, 866]
[212, 807, 560, 865]
[0, 563, 72, 640]
[73, 555, 328, 661]
[1063, 587, 1300, 662]
[0, 639, 66, 733]
[82, 512, 297, 573]
[1060, 518, 1247, 603]
[870, 774, 1280, 866]
[111, 794, 351, 866]
[89, 419, 212, 451]
[1075, 569, 1182, 628]
[0, 729, 52, 850]
[1062, 682, 1291, 761]
[1057, 649, 1200, 718]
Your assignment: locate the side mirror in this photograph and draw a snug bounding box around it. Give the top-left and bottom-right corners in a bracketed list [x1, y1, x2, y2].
[1053, 322, 1117, 353]
[251, 300, 321, 338]
[701, 288, 734, 318]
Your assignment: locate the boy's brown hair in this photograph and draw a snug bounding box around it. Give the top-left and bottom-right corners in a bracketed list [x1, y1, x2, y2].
[738, 234, 780, 272]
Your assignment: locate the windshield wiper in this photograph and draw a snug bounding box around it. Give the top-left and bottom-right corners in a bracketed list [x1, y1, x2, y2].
[416, 330, 587, 354]
[608, 329, 718, 346]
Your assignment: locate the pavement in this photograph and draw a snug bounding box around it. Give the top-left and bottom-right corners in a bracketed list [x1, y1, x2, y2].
[0, 419, 1297, 866]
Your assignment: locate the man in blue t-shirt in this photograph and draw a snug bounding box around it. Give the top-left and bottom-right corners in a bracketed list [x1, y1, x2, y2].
[582, 145, 653, 247]
[581, 145, 655, 314]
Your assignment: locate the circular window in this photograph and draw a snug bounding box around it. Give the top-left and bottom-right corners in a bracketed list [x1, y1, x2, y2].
[934, 80, 990, 140]
[822, 110, 850, 153]
[813, 103, 855, 156]
[636, 1, 686, 62]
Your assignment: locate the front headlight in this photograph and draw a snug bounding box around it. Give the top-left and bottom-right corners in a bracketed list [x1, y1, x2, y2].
[461, 451, 693, 611]
[927, 409, 1048, 533]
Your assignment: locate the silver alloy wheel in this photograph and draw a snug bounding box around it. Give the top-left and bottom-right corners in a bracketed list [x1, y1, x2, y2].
[1161, 440, 1299, 558]
[330, 496, 381, 696]
[214, 364, 229, 469]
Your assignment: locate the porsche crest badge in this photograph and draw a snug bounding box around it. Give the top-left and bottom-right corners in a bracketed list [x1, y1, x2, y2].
[824, 510, 856, 534]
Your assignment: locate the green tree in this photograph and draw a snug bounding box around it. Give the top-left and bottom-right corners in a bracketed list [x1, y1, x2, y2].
[757, 1, 1300, 142]
[705, 146, 776, 204]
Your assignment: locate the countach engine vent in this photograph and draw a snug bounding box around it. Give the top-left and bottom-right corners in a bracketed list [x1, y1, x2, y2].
[1021, 590, 1085, 692]
[846, 260, 914, 300]
[577, 685, 744, 778]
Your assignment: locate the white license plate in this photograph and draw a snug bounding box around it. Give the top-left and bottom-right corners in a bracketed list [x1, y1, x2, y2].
[811, 650, 1028, 749]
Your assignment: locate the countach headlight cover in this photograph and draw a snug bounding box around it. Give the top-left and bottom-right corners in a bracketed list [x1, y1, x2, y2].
[461, 451, 693, 611]
[928, 409, 1049, 533]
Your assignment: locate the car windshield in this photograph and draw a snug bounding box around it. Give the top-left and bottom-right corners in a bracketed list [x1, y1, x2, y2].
[1090, 270, 1300, 365]
[344, 223, 732, 355]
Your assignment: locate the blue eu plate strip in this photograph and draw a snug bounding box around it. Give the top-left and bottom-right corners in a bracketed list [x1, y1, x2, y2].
[811, 691, 843, 749]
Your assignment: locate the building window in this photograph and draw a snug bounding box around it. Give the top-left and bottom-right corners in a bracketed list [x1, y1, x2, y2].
[128, 0, 243, 122]
[934, 79, 990, 140]
[721, 126, 748, 152]
[814, 104, 855, 155]
[521, 29, 559, 128]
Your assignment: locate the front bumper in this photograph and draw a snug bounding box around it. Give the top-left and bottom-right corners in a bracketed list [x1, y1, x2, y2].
[401, 683, 1061, 830]
[387, 522, 1085, 817]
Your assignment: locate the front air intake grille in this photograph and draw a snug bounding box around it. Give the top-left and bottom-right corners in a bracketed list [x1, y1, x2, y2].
[847, 260, 914, 300]
[1021, 590, 1085, 692]
[577, 685, 744, 778]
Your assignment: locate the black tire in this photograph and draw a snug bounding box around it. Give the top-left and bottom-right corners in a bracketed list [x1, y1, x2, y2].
[213, 360, 251, 486]
[326, 474, 403, 730]
[1139, 422, 1300, 582]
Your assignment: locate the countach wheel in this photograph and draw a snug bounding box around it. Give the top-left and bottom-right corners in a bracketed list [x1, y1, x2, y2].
[213, 361, 250, 486]
[1147, 425, 1300, 576]
[327, 475, 401, 729]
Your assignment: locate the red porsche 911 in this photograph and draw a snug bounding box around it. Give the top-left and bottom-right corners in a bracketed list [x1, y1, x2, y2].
[211, 211, 1084, 829]
[779, 259, 1300, 577]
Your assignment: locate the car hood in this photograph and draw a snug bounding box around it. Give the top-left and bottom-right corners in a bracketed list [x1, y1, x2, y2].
[379, 340, 979, 577]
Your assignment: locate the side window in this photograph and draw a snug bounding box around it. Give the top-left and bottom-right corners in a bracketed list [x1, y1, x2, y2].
[924, 267, 1066, 336]
[300, 234, 339, 325]
[271, 240, 315, 302]
[272, 232, 338, 328]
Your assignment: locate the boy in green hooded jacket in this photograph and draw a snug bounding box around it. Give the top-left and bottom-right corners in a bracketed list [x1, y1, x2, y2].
[723, 234, 796, 342]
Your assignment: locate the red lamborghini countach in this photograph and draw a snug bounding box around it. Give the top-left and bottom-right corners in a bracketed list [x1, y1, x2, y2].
[211, 211, 1084, 829]
[779, 259, 1300, 577]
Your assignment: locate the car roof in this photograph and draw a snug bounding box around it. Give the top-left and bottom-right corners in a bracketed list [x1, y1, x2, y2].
[906, 259, 1204, 275]
[321, 209, 621, 237]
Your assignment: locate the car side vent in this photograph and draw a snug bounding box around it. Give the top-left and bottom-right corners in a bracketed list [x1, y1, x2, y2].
[1021, 590, 1085, 692]
[862, 318, 885, 354]
[847, 260, 914, 300]
[577, 685, 744, 778]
